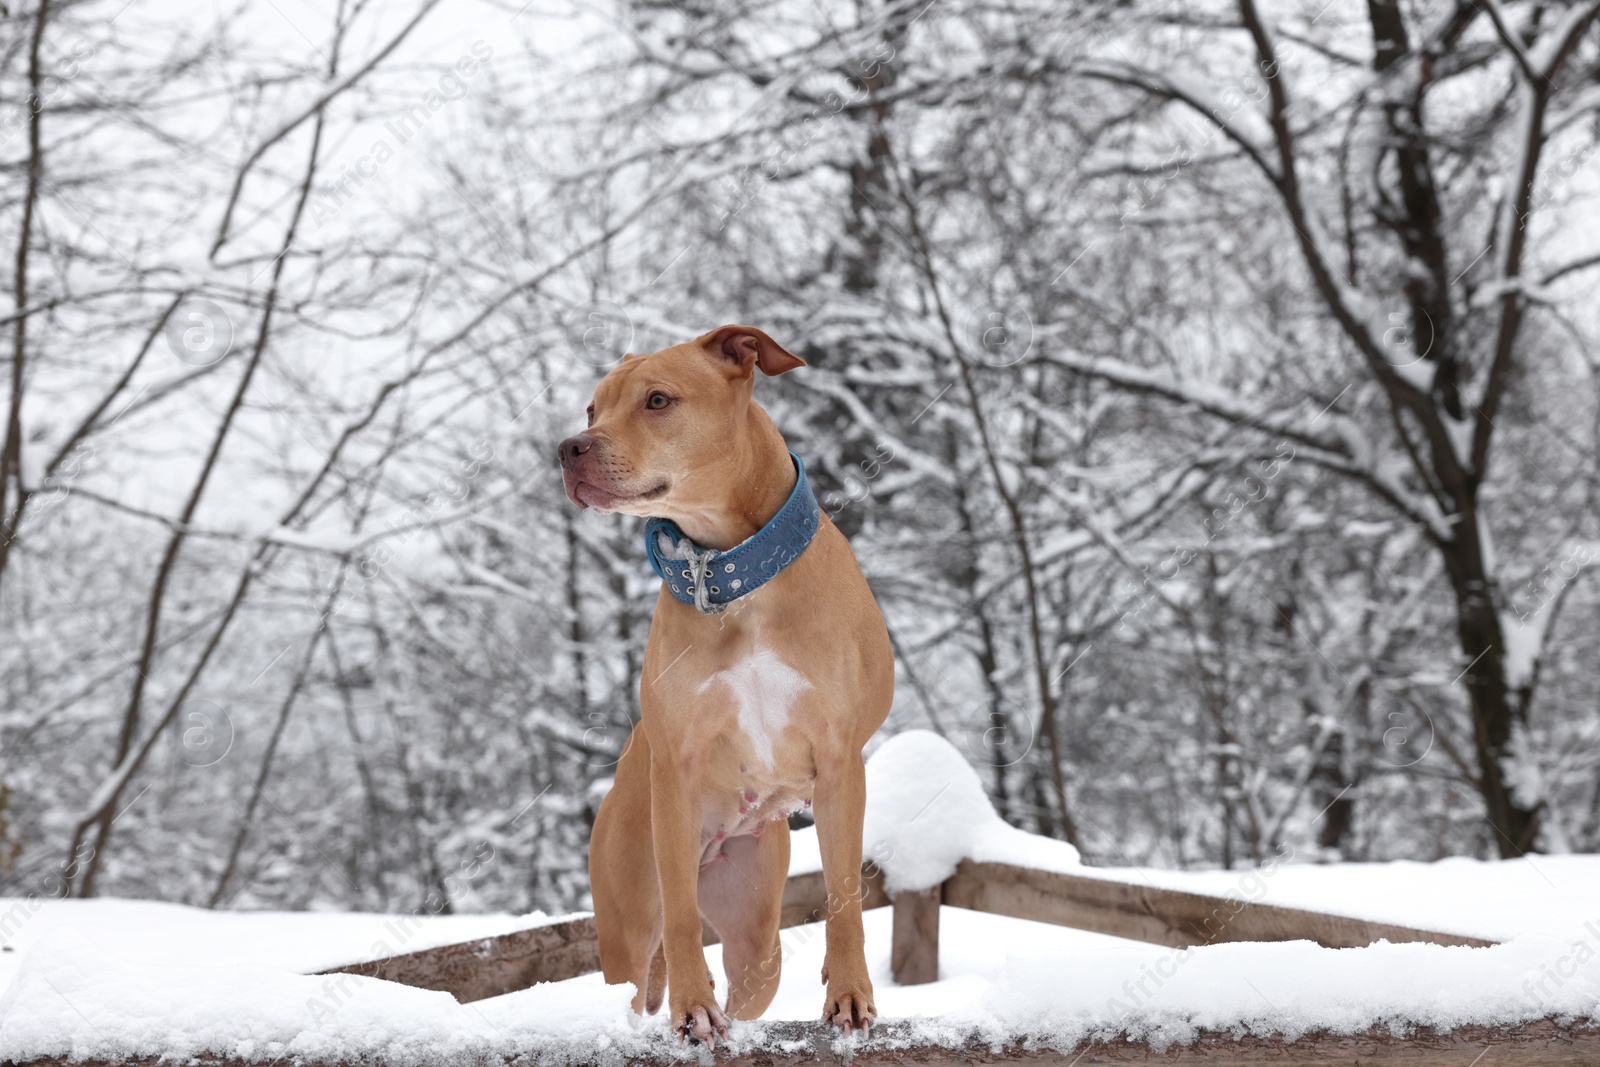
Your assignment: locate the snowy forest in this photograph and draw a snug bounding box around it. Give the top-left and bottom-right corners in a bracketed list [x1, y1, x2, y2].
[2, 0, 1599, 919]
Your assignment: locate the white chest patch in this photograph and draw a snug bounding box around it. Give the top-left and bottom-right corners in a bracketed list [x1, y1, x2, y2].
[697, 645, 811, 767]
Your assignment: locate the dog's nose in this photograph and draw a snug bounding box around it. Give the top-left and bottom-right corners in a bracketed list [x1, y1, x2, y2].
[558, 433, 595, 467]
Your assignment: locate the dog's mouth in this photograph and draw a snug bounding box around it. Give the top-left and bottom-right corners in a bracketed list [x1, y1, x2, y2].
[569, 479, 670, 512]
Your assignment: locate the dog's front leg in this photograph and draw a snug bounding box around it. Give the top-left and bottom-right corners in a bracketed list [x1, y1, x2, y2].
[649, 744, 728, 1045]
[813, 746, 877, 1031]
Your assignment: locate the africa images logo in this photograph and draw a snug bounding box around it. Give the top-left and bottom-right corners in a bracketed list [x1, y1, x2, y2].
[311, 42, 494, 226]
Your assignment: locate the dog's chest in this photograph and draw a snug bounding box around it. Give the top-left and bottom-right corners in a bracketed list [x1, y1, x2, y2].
[695, 644, 809, 768]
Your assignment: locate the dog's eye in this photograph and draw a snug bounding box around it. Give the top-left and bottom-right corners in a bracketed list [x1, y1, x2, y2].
[585, 405, 595, 425]
[646, 392, 672, 411]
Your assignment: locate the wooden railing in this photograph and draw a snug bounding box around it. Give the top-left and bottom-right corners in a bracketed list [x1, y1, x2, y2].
[319, 858, 1490, 1002]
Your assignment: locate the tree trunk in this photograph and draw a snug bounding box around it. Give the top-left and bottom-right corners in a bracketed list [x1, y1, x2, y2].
[1445, 538, 1542, 855]
[0, 0, 52, 596]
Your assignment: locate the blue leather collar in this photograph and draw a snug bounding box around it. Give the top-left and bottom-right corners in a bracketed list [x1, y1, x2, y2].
[645, 452, 820, 615]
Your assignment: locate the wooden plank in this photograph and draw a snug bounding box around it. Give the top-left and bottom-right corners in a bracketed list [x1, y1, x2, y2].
[781, 868, 834, 927]
[317, 914, 600, 1003]
[890, 886, 941, 985]
[16, 1017, 1599, 1066]
[781, 863, 891, 927]
[317, 858, 1486, 1004]
[321, 864, 890, 1003]
[941, 860, 1495, 949]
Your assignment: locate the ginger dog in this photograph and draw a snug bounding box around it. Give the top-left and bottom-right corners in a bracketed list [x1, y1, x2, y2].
[558, 325, 892, 1043]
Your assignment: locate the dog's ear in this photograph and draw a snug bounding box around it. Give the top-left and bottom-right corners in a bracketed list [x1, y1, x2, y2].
[696, 325, 806, 377]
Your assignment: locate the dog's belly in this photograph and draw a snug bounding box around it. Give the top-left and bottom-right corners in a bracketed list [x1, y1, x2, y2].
[695, 773, 812, 867]
[689, 644, 819, 867]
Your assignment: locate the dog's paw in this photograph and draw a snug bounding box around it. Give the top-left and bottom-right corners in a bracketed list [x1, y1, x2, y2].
[822, 981, 876, 1033]
[672, 994, 731, 1047]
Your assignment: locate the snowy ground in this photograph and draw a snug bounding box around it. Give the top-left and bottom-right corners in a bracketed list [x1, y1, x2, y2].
[4, 733, 1598, 1063]
[3, 854, 1600, 1065]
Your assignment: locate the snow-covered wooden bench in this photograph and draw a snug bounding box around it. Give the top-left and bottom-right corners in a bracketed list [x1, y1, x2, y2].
[318, 733, 1489, 1001]
[318, 856, 1491, 1001]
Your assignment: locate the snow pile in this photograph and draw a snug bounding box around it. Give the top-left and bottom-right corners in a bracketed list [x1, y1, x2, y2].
[860, 730, 1079, 893]
[7, 907, 1600, 1065]
[982, 933, 1600, 1049]
[0, 897, 577, 981]
[0, 926, 649, 1067]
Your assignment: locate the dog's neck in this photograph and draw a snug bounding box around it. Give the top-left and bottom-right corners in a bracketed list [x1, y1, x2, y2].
[664, 410, 795, 551]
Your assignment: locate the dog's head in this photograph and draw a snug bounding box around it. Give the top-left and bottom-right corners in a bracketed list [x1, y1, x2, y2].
[557, 324, 804, 515]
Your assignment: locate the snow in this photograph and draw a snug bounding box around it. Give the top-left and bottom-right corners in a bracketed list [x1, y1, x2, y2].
[0, 925, 641, 1067]
[856, 730, 1080, 893]
[6, 902, 1600, 1064]
[1527, 0, 1600, 74]
[978, 928, 1600, 1046]
[789, 821, 822, 875]
[0, 897, 575, 982]
[1391, 358, 1435, 393]
[0, 902, 630, 1065]
[1503, 612, 1543, 691]
[7, 734, 1600, 1062]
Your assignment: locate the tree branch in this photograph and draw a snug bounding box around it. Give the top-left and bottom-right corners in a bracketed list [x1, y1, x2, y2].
[207, 0, 443, 259]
